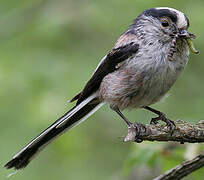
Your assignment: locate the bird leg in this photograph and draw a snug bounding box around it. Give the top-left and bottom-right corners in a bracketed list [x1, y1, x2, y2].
[143, 106, 176, 134]
[111, 106, 132, 126]
[110, 105, 145, 141]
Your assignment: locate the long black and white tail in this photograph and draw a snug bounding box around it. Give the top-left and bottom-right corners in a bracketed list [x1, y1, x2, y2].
[5, 93, 104, 170]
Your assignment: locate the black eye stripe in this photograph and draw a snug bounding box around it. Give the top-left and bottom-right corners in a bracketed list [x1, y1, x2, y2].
[144, 8, 177, 23]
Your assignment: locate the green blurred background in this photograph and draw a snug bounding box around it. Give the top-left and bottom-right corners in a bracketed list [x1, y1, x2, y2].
[1, 0, 204, 179]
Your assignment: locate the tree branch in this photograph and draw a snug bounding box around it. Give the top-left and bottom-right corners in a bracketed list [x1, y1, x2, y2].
[124, 120, 204, 179]
[124, 119, 204, 143]
[153, 151, 204, 180]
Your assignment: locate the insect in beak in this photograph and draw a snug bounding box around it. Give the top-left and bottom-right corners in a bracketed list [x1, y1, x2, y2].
[179, 29, 199, 54]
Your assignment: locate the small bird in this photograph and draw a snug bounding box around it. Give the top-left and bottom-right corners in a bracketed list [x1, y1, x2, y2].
[5, 7, 198, 170]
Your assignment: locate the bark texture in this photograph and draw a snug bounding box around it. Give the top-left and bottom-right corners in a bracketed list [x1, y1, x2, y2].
[124, 119, 204, 143]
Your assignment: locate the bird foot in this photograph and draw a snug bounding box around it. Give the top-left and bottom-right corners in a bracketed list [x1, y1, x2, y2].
[125, 122, 146, 142]
[150, 112, 176, 135]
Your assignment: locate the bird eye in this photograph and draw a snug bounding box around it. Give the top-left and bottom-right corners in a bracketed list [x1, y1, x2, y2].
[161, 19, 170, 27]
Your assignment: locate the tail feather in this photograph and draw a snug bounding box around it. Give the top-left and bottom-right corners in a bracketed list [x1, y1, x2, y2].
[5, 93, 104, 170]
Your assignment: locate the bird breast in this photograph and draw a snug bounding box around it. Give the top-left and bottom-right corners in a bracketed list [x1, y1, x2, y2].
[99, 40, 189, 109]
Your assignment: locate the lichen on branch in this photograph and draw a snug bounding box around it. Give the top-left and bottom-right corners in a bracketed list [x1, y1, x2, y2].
[124, 119, 204, 143]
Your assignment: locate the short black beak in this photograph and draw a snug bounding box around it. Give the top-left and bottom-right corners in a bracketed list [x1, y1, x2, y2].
[179, 29, 196, 39]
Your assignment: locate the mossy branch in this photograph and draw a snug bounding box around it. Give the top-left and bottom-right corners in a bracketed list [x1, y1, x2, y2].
[124, 119, 204, 143]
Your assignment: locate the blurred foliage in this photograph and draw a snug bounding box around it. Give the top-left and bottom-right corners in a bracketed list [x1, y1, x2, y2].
[123, 143, 204, 179]
[0, 0, 204, 179]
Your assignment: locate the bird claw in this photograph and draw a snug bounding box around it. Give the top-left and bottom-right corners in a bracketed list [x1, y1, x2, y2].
[128, 122, 146, 142]
[150, 117, 159, 125]
[150, 113, 176, 135]
[167, 119, 176, 136]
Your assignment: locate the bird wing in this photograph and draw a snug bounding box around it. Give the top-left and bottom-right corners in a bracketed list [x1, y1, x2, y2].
[70, 32, 139, 104]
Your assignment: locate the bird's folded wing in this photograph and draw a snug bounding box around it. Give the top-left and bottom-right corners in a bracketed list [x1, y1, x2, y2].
[71, 41, 139, 104]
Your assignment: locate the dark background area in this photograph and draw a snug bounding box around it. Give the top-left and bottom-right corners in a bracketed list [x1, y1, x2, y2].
[1, 0, 204, 179]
